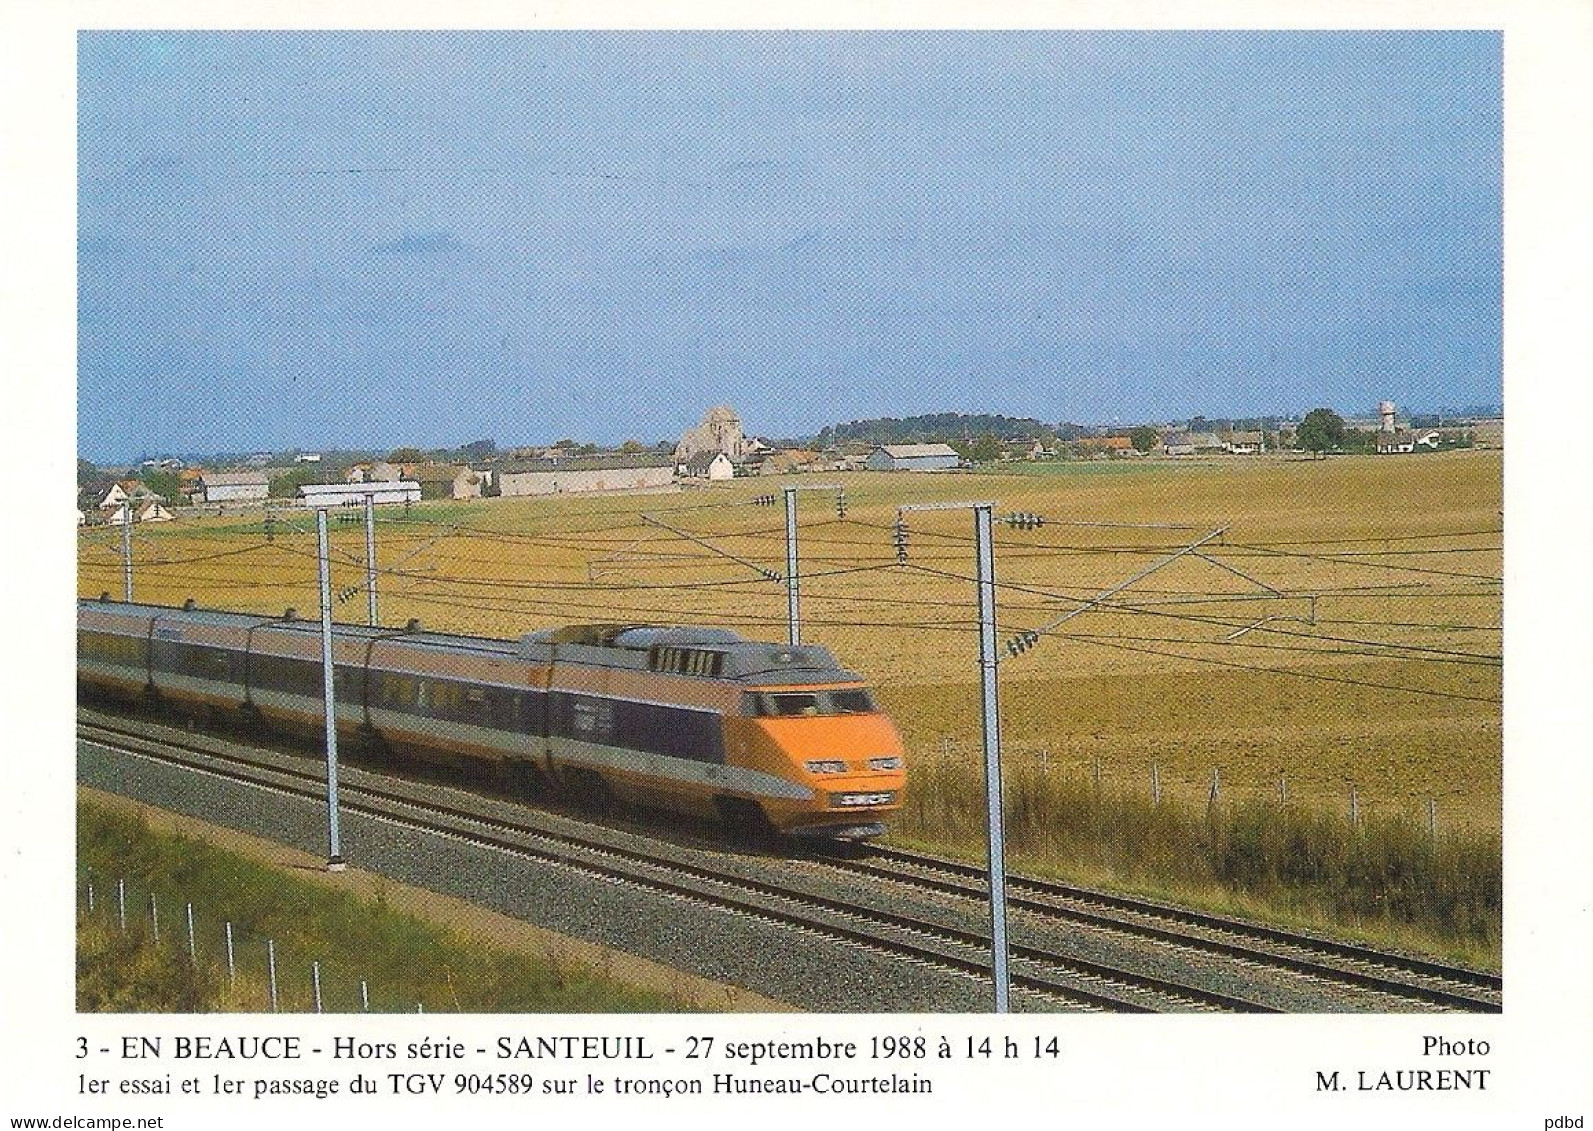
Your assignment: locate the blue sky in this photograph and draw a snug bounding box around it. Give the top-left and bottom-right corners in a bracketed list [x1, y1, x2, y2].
[77, 31, 1500, 462]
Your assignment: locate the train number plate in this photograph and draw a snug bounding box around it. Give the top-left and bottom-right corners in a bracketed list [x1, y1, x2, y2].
[835, 791, 895, 808]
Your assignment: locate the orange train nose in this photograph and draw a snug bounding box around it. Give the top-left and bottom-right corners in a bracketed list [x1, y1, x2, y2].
[725, 711, 906, 834]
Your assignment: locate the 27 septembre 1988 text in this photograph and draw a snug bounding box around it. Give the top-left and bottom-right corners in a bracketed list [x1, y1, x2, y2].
[67, 1030, 1064, 1104]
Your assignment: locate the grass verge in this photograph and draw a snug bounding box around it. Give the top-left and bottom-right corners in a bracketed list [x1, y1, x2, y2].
[893, 756, 1501, 970]
[77, 800, 705, 1013]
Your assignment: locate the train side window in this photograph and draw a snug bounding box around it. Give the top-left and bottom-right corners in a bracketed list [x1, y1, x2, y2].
[464, 685, 488, 723]
[380, 674, 416, 708]
[493, 691, 523, 730]
[81, 632, 137, 663]
[334, 666, 360, 698]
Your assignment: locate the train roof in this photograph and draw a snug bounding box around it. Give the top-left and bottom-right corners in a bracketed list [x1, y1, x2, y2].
[518, 621, 863, 684]
[520, 624, 745, 648]
[78, 598, 520, 658]
[77, 600, 864, 682]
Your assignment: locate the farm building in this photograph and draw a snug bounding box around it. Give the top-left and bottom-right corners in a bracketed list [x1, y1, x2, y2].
[1072, 436, 1135, 457]
[1222, 431, 1264, 455]
[413, 464, 484, 500]
[366, 460, 413, 482]
[100, 498, 173, 524]
[197, 470, 270, 504]
[297, 481, 420, 508]
[1471, 419, 1504, 448]
[682, 452, 735, 481]
[864, 443, 960, 472]
[1376, 431, 1417, 455]
[97, 481, 164, 515]
[497, 454, 676, 498]
[758, 449, 819, 475]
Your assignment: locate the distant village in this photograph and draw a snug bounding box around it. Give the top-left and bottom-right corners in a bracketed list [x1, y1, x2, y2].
[77, 401, 1502, 526]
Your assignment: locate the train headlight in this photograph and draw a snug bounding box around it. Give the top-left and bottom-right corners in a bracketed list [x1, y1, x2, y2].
[804, 759, 848, 775]
[867, 756, 903, 772]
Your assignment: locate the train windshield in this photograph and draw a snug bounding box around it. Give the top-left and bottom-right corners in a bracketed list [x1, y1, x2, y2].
[746, 689, 877, 717]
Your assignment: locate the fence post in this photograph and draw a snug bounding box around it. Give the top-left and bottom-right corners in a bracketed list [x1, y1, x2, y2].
[149, 894, 159, 944]
[361, 981, 369, 1012]
[267, 940, 279, 1012]
[1349, 786, 1360, 828]
[312, 962, 324, 1014]
[1151, 762, 1161, 806]
[1092, 756, 1101, 790]
[1208, 767, 1220, 809]
[118, 879, 126, 932]
[1278, 771, 1287, 806]
[86, 876, 95, 914]
[186, 903, 196, 962]
[225, 923, 235, 984]
[1427, 798, 1437, 839]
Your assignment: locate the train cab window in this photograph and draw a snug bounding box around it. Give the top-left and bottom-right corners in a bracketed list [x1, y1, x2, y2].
[747, 689, 877, 717]
[762, 693, 822, 717]
[829, 689, 876, 714]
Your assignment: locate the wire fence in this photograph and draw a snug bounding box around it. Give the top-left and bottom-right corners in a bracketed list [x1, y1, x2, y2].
[916, 734, 1458, 836]
[77, 870, 428, 1014]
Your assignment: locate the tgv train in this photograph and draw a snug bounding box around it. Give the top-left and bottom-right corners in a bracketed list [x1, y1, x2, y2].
[78, 599, 907, 839]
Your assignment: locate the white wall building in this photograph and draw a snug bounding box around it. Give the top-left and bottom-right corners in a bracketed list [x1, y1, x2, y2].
[198, 470, 271, 504]
[297, 481, 421, 507]
[864, 443, 960, 471]
[682, 452, 735, 481]
[497, 455, 676, 497]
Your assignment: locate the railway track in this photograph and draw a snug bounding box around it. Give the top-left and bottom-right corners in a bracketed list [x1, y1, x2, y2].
[812, 847, 1500, 1013]
[76, 708, 1496, 1013]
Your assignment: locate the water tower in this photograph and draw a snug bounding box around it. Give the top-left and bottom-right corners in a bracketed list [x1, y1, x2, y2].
[1379, 401, 1396, 433]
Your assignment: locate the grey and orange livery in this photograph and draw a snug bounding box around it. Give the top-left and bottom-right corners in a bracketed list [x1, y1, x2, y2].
[78, 599, 906, 839]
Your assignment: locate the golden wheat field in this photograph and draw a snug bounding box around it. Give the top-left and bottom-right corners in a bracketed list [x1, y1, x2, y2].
[77, 450, 1503, 833]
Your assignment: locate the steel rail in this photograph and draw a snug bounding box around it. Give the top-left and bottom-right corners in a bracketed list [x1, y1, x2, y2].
[834, 846, 1499, 1013]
